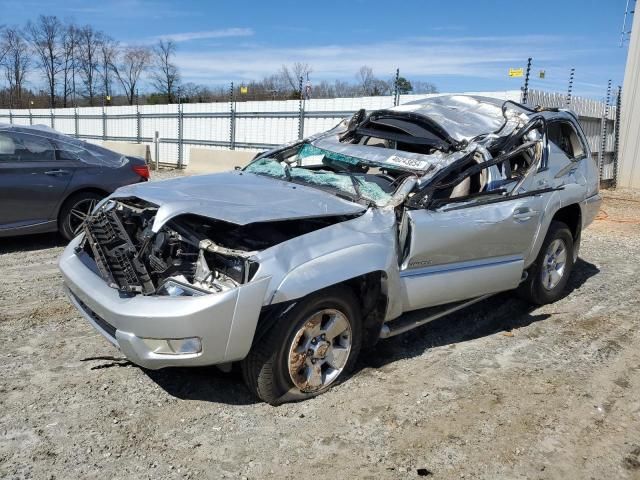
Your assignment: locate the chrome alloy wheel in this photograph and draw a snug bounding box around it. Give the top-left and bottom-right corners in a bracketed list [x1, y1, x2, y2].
[541, 238, 568, 290]
[287, 309, 352, 393]
[68, 198, 98, 236]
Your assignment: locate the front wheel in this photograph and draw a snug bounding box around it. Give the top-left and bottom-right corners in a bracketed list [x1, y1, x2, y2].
[241, 287, 362, 405]
[518, 220, 575, 305]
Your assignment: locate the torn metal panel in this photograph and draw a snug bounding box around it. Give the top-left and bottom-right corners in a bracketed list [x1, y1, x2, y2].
[394, 95, 524, 142]
[111, 171, 367, 230]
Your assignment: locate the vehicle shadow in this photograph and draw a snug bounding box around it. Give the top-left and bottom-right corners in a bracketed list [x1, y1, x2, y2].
[141, 258, 599, 405]
[360, 257, 600, 370]
[0, 232, 66, 254]
[145, 366, 258, 406]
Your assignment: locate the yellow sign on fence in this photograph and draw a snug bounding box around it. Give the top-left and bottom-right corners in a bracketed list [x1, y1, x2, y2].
[240, 86, 248, 94]
[508, 68, 524, 78]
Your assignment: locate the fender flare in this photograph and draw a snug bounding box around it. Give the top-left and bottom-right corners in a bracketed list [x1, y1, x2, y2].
[269, 243, 401, 310]
[525, 193, 583, 267]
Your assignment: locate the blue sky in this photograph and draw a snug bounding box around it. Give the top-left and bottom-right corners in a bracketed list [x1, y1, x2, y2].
[1, 0, 630, 98]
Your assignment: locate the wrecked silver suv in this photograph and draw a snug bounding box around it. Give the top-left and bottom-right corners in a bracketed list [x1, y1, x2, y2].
[59, 95, 601, 404]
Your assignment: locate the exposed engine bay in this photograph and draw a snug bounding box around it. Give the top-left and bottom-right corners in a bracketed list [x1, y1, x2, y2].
[79, 197, 354, 296]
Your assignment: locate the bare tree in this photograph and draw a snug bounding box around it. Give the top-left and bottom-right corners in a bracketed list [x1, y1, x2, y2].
[0, 25, 8, 66]
[98, 35, 117, 100]
[26, 15, 63, 107]
[1, 27, 30, 107]
[77, 25, 102, 106]
[61, 23, 79, 107]
[356, 66, 375, 95]
[277, 62, 312, 95]
[411, 80, 438, 94]
[150, 39, 180, 103]
[111, 45, 151, 105]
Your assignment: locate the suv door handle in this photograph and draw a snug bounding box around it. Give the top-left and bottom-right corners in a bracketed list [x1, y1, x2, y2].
[513, 207, 539, 221]
[44, 169, 71, 176]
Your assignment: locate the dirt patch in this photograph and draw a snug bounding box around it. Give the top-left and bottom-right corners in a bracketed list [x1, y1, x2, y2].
[1, 183, 639, 479]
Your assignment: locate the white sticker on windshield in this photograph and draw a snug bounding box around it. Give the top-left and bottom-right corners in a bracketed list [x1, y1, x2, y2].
[386, 155, 429, 170]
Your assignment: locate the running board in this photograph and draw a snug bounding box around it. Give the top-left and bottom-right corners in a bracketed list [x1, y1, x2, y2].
[378, 294, 492, 339]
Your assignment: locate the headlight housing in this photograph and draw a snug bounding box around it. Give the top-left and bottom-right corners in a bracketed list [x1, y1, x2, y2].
[156, 279, 207, 297]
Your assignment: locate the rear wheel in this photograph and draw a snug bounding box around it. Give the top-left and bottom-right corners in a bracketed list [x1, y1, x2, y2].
[59, 191, 104, 241]
[518, 221, 574, 305]
[241, 287, 362, 405]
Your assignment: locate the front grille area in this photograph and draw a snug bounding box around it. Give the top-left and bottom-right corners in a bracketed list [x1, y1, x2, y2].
[83, 207, 153, 294]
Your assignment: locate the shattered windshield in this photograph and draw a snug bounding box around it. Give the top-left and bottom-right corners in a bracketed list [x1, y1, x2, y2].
[244, 144, 394, 206]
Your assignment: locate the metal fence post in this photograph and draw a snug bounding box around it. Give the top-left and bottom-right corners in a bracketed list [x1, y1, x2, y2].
[612, 85, 622, 188]
[393, 68, 400, 107]
[136, 102, 141, 144]
[522, 57, 532, 104]
[28, 107, 33, 125]
[50, 108, 55, 129]
[154, 130, 160, 170]
[8, 109, 12, 125]
[74, 107, 79, 138]
[599, 79, 612, 181]
[298, 76, 305, 139]
[177, 102, 184, 168]
[102, 104, 107, 141]
[566, 68, 575, 106]
[229, 82, 236, 150]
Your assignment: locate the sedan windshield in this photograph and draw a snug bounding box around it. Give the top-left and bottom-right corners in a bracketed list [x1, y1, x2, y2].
[244, 144, 395, 206]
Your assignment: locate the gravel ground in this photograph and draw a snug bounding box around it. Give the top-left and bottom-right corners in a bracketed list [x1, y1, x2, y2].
[1, 172, 639, 480]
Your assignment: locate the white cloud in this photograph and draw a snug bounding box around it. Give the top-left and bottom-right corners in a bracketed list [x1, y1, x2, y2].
[153, 28, 254, 43]
[173, 34, 577, 83]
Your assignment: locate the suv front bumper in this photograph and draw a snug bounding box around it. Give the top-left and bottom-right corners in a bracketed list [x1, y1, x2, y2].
[59, 236, 270, 369]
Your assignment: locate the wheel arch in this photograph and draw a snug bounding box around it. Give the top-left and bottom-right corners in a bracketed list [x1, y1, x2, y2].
[267, 240, 403, 323]
[56, 186, 110, 227]
[261, 272, 389, 350]
[552, 203, 582, 241]
[341, 271, 388, 347]
[528, 202, 582, 267]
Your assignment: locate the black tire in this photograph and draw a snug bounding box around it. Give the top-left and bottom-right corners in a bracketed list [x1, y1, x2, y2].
[59, 191, 104, 241]
[518, 221, 574, 305]
[241, 287, 362, 405]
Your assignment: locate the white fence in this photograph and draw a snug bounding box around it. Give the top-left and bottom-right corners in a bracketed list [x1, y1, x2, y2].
[0, 89, 618, 182]
[0, 91, 520, 166]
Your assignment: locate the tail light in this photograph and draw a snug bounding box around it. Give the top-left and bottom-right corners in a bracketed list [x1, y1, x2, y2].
[132, 164, 150, 180]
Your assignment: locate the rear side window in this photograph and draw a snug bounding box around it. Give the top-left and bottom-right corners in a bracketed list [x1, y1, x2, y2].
[547, 121, 586, 160]
[0, 131, 55, 162]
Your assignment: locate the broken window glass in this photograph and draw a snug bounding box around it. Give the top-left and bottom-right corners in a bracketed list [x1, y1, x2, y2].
[245, 145, 394, 206]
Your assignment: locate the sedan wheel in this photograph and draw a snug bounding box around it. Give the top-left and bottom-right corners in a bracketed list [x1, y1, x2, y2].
[68, 198, 98, 236]
[59, 192, 104, 241]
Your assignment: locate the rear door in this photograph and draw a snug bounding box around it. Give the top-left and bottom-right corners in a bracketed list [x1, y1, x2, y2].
[0, 130, 75, 230]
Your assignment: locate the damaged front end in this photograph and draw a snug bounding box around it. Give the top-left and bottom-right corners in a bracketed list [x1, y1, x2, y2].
[79, 197, 354, 297]
[80, 197, 259, 297]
